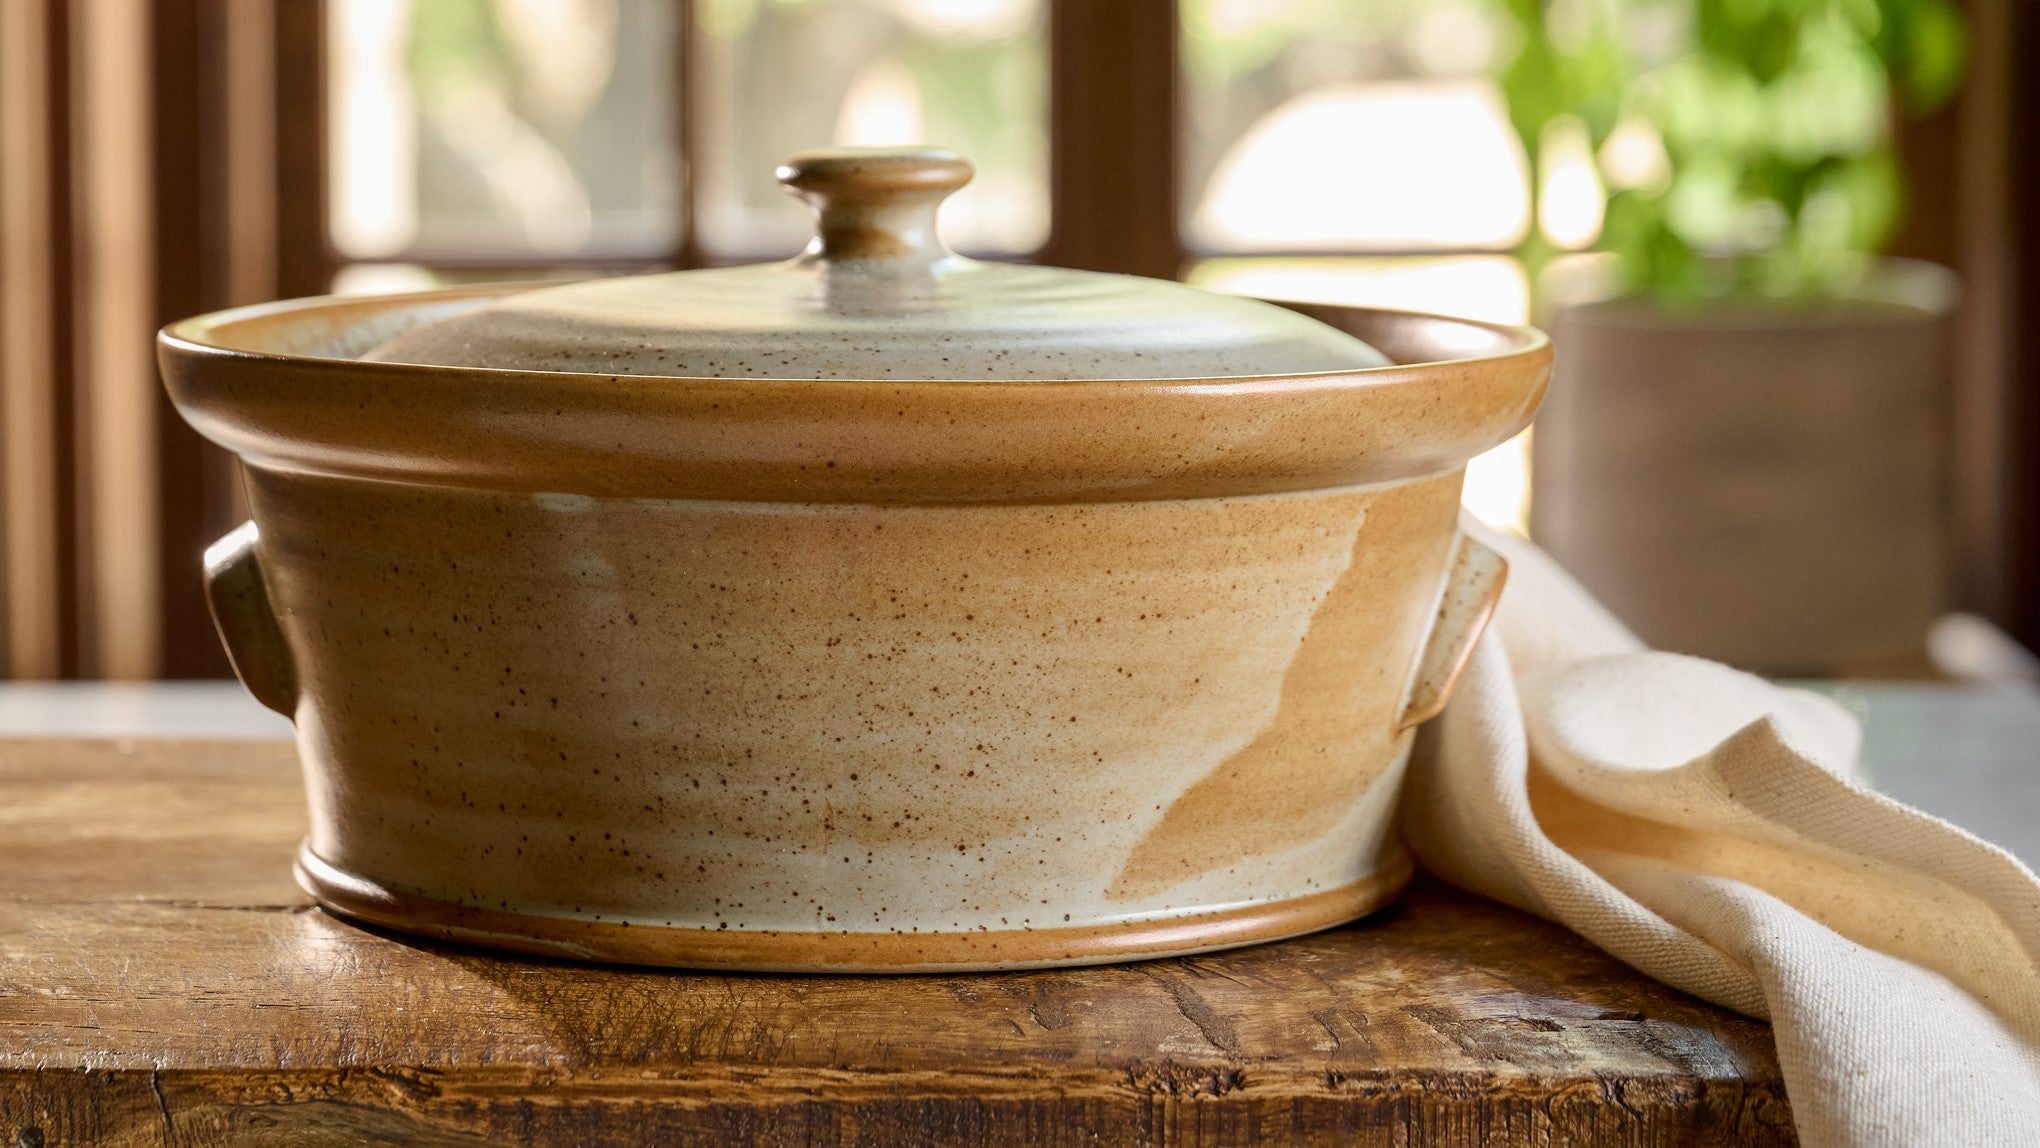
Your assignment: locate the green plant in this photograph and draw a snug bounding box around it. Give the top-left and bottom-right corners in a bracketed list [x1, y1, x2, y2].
[1494, 0, 1964, 301]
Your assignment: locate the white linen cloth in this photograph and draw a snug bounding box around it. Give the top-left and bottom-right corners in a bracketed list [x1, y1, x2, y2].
[1401, 516, 2040, 1147]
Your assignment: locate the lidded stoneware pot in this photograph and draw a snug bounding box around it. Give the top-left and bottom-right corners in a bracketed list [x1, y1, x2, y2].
[161, 147, 1549, 971]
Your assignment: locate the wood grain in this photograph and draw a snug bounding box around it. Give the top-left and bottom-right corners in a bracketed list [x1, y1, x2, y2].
[0, 738, 1794, 1146]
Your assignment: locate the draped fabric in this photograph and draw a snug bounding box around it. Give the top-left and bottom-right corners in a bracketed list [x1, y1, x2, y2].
[1403, 517, 2040, 1147]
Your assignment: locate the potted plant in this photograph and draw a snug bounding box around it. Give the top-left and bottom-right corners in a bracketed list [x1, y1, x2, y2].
[1493, 0, 1968, 675]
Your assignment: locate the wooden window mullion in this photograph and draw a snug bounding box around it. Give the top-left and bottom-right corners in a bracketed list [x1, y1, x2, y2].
[676, 0, 704, 271]
[0, 0, 81, 678]
[150, 0, 237, 678]
[1041, 0, 1181, 280]
[275, 0, 331, 300]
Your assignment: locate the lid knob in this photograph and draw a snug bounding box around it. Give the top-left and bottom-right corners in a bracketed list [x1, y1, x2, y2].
[777, 147, 971, 269]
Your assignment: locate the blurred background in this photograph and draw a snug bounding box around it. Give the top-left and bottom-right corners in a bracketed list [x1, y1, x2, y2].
[0, 0, 2033, 683]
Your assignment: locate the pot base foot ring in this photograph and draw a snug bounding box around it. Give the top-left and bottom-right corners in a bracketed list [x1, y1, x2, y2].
[295, 843, 1415, 972]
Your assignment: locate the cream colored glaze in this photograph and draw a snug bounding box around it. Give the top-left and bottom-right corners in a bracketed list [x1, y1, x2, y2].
[359, 148, 1390, 381]
[160, 279, 1549, 970]
[252, 466, 1453, 936]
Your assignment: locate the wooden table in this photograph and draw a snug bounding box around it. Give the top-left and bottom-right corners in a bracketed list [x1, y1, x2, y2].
[1, 737, 1792, 1146]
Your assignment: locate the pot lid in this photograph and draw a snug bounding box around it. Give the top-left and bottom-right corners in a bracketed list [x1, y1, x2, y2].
[363, 148, 1389, 381]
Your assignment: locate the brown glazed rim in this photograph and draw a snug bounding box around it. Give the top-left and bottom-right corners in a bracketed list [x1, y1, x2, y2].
[160, 285, 1551, 505]
[296, 841, 1414, 973]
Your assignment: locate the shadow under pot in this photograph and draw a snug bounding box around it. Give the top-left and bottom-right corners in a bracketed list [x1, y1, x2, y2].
[160, 147, 1550, 972]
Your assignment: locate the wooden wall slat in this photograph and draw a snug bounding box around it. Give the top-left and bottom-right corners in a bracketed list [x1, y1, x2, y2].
[222, 0, 279, 309]
[45, 0, 80, 679]
[1941, 0, 2040, 647]
[0, 0, 65, 678]
[73, 0, 163, 680]
[1940, 0, 2015, 630]
[148, 0, 237, 678]
[2005, 0, 2040, 648]
[214, 0, 276, 530]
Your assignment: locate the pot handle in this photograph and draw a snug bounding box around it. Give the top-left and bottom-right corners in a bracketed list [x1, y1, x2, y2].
[1395, 530, 1508, 730]
[204, 521, 298, 718]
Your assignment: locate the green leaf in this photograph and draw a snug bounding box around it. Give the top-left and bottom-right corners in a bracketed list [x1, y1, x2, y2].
[1495, 0, 1962, 302]
[1899, 0, 1965, 111]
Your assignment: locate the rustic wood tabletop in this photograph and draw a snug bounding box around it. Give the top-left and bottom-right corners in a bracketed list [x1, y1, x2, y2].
[0, 736, 1794, 1147]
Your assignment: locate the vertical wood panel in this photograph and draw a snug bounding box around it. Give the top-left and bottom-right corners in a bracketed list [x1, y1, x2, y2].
[73, 0, 162, 680]
[44, 0, 81, 678]
[0, 0, 66, 678]
[1039, 0, 1180, 279]
[1943, 0, 2011, 628]
[223, 0, 279, 308]
[149, 0, 238, 678]
[2006, 0, 2040, 648]
[215, 0, 277, 530]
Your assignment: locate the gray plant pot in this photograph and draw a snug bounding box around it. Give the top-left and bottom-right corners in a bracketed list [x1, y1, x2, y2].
[1531, 259, 1958, 676]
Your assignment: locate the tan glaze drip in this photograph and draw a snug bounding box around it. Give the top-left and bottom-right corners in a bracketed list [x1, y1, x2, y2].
[1108, 473, 1463, 902]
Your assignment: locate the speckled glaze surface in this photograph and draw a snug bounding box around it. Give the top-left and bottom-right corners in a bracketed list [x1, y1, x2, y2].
[158, 151, 1548, 970]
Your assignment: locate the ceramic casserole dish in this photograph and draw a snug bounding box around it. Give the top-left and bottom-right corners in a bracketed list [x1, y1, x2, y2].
[159, 148, 1550, 971]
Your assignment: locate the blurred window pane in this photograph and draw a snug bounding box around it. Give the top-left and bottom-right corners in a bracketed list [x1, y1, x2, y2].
[1181, 0, 1528, 253]
[328, 0, 681, 261]
[694, 0, 1048, 257]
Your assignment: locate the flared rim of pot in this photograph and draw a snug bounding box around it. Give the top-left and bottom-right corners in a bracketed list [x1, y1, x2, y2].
[159, 284, 1551, 505]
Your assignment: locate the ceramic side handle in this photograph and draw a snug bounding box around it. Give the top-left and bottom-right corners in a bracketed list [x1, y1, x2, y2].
[1396, 531, 1509, 730]
[204, 521, 298, 718]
